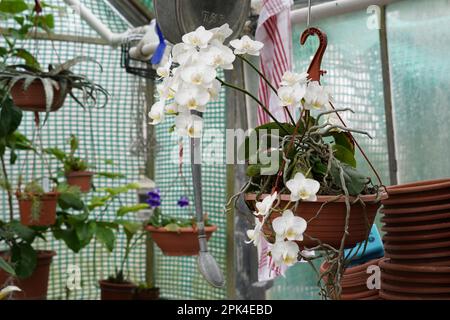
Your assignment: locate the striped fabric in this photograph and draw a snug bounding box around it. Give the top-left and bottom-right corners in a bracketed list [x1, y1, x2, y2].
[254, 0, 294, 282]
[256, 0, 294, 124]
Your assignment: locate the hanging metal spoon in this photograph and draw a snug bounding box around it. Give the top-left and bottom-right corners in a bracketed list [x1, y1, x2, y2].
[190, 111, 225, 288]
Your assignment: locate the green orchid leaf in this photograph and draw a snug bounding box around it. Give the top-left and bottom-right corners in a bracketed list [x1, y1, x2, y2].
[0, 0, 28, 14]
[0, 98, 23, 138]
[333, 144, 357, 168]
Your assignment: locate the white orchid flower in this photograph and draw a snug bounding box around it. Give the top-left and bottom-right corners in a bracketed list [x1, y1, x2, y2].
[156, 58, 172, 78]
[174, 113, 204, 138]
[278, 84, 305, 108]
[303, 81, 330, 110]
[0, 286, 21, 300]
[246, 219, 263, 247]
[280, 71, 309, 87]
[172, 43, 198, 65]
[230, 35, 264, 56]
[286, 172, 320, 202]
[272, 210, 307, 242]
[271, 240, 299, 267]
[254, 192, 278, 217]
[182, 26, 213, 49]
[208, 79, 222, 102]
[164, 102, 180, 115]
[175, 84, 210, 112]
[210, 23, 233, 43]
[202, 43, 235, 70]
[180, 62, 217, 87]
[148, 101, 166, 125]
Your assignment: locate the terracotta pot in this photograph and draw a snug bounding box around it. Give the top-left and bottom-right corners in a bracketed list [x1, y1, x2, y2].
[0, 251, 56, 300]
[381, 270, 450, 284]
[133, 287, 160, 300]
[390, 257, 450, 266]
[145, 225, 217, 256]
[17, 192, 59, 226]
[245, 193, 385, 249]
[66, 171, 94, 193]
[340, 290, 379, 300]
[99, 280, 137, 300]
[385, 246, 450, 260]
[10, 79, 68, 112]
[381, 279, 450, 294]
[379, 258, 450, 273]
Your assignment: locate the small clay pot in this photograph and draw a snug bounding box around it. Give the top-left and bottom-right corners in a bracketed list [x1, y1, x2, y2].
[0, 251, 56, 300]
[385, 246, 450, 260]
[145, 225, 217, 256]
[383, 179, 450, 206]
[10, 79, 68, 112]
[17, 192, 59, 227]
[133, 287, 160, 300]
[245, 193, 385, 249]
[98, 280, 137, 300]
[66, 171, 94, 193]
[379, 258, 450, 273]
[340, 290, 379, 300]
[381, 279, 450, 294]
[381, 270, 450, 284]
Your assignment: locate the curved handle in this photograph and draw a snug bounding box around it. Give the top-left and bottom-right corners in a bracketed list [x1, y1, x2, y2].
[300, 27, 328, 82]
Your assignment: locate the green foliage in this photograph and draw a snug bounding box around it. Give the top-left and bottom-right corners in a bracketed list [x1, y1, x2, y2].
[44, 135, 90, 174]
[0, 256, 15, 276]
[148, 208, 210, 229]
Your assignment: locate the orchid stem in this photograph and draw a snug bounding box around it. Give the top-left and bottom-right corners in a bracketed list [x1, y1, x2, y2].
[216, 77, 289, 135]
[237, 55, 296, 126]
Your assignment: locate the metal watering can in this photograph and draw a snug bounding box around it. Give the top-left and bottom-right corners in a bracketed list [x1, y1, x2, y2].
[154, 0, 251, 44]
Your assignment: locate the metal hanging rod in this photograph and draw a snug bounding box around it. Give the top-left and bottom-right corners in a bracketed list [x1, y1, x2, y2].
[291, 0, 401, 24]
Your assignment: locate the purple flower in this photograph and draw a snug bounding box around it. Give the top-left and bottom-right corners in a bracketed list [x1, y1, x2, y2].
[147, 189, 161, 208]
[177, 196, 189, 208]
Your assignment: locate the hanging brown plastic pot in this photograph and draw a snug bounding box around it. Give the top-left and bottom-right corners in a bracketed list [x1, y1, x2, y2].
[10, 80, 68, 113]
[245, 193, 385, 249]
[145, 225, 217, 256]
[0, 251, 56, 300]
[16, 192, 59, 227]
[98, 280, 137, 300]
[65, 171, 94, 193]
[154, 0, 251, 44]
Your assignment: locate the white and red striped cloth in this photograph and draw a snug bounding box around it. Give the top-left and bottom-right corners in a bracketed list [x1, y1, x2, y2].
[255, 0, 294, 124]
[254, 0, 294, 282]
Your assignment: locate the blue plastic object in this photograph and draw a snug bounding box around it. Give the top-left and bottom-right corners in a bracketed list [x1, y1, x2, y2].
[344, 225, 384, 267]
[151, 23, 167, 65]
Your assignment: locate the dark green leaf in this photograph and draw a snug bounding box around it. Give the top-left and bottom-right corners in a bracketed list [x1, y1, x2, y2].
[44, 147, 66, 161]
[11, 243, 37, 279]
[9, 220, 36, 243]
[332, 132, 355, 154]
[52, 228, 83, 253]
[330, 161, 369, 196]
[333, 144, 357, 168]
[0, 0, 28, 14]
[12, 48, 40, 69]
[0, 256, 15, 276]
[58, 192, 84, 211]
[0, 98, 23, 138]
[96, 225, 115, 252]
[117, 204, 149, 217]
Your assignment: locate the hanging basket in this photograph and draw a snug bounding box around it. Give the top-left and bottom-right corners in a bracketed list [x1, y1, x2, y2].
[10, 79, 68, 113]
[0, 250, 56, 300]
[154, 0, 251, 44]
[145, 225, 217, 256]
[245, 193, 385, 249]
[65, 171, 94, 193]
[16, 192, 59, 227]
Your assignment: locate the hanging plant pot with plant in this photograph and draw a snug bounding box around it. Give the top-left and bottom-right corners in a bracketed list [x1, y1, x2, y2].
[45, 135, 94, 193]
[144, 191, 218, 256]
[16, 180, 59, 227]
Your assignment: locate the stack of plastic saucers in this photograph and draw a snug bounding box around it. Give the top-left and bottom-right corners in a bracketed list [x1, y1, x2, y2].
[380, 178, 450, 299]
[320, 259, 382, 300]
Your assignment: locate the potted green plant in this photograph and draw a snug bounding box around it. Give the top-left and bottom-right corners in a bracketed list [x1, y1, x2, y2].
[45, 135, 94, 193]
[134, 283, 160, 300]
[145, 191, 217, 256]
[0, 220, 56, 300]
[0, 1, 109, 114]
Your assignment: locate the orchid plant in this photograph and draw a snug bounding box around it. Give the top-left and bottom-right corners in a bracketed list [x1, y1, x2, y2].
[149, 24, 381, 298]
